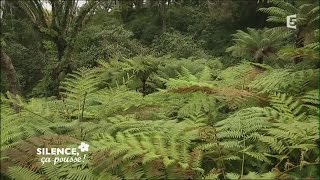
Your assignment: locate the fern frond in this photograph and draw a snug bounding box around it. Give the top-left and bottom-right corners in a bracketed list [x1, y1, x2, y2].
[269, 93, 306, 121]
[301, 90, 319, 114]
[8, 166, 43, 180]
[249, 69, 318, 95]
[217, 62, 268, 88]
[60, 67, 101, 98]
[91, 119, 203, 179]
[59, 67, 102, 118]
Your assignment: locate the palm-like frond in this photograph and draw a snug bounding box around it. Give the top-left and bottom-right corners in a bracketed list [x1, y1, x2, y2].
[249, 68, 318, 95]
[259, 1, 319, 44]
[1, 56, 319, 179]
[259, 2, 298, 24]
[91, 118, 204, 179]
[226, 28, 291, 62]
[59, 67, 101, 119]
[15, 0, 101, 39]
[8, 166, 43, 180]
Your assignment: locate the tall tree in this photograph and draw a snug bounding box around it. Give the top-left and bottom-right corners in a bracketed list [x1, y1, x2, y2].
[13, 0, 101, 94]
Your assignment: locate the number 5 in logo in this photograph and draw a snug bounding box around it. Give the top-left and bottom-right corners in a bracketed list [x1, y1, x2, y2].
[287, 14, 297, 29]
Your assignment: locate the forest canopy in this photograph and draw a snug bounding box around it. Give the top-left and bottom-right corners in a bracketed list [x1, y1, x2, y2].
[0, 0, 319, 179]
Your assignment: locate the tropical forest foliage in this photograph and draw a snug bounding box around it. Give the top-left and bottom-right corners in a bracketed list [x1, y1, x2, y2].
[0, 0, 319, 179]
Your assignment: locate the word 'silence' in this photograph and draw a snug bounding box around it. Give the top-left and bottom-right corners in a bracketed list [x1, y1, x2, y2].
[36, 142, 89, 165]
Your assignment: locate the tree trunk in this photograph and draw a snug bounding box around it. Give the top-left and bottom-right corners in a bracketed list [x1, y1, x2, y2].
[257, 56, 263, 64]
[293, 29, 304, 64]
[1, 50, 20, 95]
[142, 78, 147, 96]
[255, 49, 264, 64]
[161, 0, 167, 32]
[56, 38, 67, 62]
[48, 39, 69, 96]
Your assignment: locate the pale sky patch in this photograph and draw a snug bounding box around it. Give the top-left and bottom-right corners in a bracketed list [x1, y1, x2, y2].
[42, 1, 87, 11]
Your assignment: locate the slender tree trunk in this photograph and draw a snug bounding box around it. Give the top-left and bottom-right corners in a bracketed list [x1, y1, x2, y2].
[1, 50, 20, 95]
[142, 78, 147, 96]
[49, 39, 70, 96]
[257, 56, 263, 64]
[161, 0, 166, 32]
[56, 38, 67, 62]
[255, 49, 264, 64]
[0, 0, 4, 19]
[293, 29, 304, 64]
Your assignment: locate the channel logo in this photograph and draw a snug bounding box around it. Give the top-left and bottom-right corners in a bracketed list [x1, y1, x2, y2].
[286, 14, 297, 29]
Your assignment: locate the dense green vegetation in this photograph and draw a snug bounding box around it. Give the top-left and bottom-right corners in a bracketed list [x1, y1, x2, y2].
[1, 0, 319, 179]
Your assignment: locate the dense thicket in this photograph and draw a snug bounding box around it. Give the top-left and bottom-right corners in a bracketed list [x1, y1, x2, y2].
[1, 0, 319, 179]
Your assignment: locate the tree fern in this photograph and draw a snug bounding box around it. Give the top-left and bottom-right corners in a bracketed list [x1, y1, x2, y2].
[119, 56, 162, 95]
[1, 55, 318, 179]
[226, 28, 291, 63]
[153, 58, 223, 88]
[259, 1, 319, 44]
[268, 93, 306, 121]
[60, 68, 101, 99]
[255, 94, 318, 176]
[278, 44, 319, 61]
[165, 65, 263, 110]
[301, 89, 319, 114]
[8, 166, 43, 180]
[249, 68, 318, 95]
[165, 65, 214, 89]
[91, 118, 204, 179]
[216, 62, 269, 88]
[1, 95, 60, 152]
[7, 162, 98, 180]
[177, 93, 216, 118]
[216, 107, 271, 158]
[260, 1, 319, 27]
[90, 87, 143, 119]
[59, 67, 102, 120]
[0, 104, 25, 152]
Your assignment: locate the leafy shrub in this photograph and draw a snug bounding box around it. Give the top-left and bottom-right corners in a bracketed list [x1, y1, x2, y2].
[152, 31, 208, 58]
